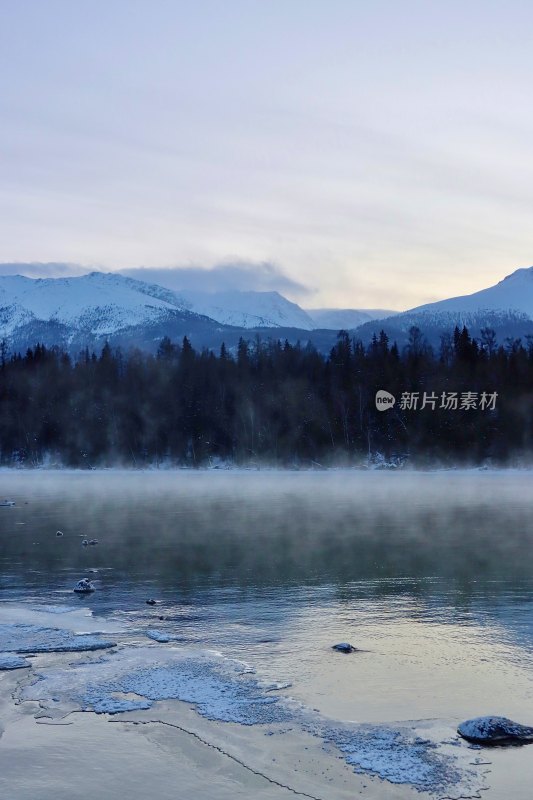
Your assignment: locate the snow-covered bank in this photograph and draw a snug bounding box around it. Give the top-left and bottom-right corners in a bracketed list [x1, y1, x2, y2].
[3, 462, 533, 474]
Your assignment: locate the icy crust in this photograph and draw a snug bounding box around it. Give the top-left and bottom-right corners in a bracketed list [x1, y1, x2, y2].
[23, 648, 292, 725]
[0, 653, 30, 670]
[0, 603, 124, 635]
[319, 723, 463, 792]
[91, 697, 152, 714]
[29, 605, 81, 615]
[0, 623, 116, 654]
[20, 647, 484, 796]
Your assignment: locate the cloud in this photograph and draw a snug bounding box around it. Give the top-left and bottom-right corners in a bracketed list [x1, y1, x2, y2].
[0, 260, 313, 300]
[0, 262, 91, 279]
[119, 262, 312, 298]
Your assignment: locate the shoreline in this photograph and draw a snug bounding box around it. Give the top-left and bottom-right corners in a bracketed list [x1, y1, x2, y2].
[2, 463, 533, 474]
[0, 669, 421, 800]
[2, 635, 532, 800]
[1, 602, 529, 800]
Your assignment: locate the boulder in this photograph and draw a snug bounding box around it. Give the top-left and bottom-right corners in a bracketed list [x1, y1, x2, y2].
[458, 716, 533, 745]
[332, 642, 357, 654]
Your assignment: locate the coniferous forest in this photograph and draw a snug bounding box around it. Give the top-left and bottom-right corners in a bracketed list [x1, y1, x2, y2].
[0, 325, 532, 468]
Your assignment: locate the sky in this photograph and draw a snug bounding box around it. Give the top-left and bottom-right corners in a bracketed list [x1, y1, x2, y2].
[1, 0, 533, 310]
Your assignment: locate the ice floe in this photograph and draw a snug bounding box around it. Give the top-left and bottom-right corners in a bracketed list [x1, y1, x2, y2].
[91, 696, 152, 714]
[145, 630, 170, 643]
[0, 653, 30, 670]
[0, 623, 116, 654]
[23, 648, 291, 725]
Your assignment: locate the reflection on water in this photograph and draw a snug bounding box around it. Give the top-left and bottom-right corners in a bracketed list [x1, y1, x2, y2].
[0, 470, 532, 723]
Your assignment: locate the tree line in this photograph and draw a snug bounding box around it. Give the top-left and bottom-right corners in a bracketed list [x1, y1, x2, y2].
[0, 325, 531, 467]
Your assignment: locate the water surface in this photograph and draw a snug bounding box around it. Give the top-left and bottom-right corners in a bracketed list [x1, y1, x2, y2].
[1, 469, 532, 795]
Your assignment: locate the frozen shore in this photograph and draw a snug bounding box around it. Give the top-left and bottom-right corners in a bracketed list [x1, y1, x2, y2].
[1, 669, 423, 800]
[0, 602, 516, 800]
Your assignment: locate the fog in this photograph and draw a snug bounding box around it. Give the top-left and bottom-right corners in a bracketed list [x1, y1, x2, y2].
[1, 470, 532, 598]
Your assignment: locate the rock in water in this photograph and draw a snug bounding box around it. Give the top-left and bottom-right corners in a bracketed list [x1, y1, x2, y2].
[458, 716, 533, 745]
[73, 578, 95, 594]
[332, 642, 357, 654]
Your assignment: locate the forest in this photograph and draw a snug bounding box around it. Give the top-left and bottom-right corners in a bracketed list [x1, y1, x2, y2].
[0, 325, 532, 468]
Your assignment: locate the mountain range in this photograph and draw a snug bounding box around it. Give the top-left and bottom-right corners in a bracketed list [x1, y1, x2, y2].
[0, 265, 532, 354]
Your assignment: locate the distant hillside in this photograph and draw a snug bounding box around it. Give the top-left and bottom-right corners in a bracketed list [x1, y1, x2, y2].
[306, 308, 396, 329]
[351, 267, 533, 347]
[410, 266, 533, 317]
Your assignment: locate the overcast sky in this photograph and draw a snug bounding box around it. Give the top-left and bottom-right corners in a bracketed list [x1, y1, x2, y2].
[2, 1, 533, 309]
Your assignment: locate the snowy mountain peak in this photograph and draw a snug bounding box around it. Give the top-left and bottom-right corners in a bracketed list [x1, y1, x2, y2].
[500, 266, 533, 283]
[174, 289, 316, 330]
[409, 266, 533, 320]
[0, 271, 193, 338]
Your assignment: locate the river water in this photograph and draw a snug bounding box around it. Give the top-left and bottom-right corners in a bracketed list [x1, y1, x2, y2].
[1, 469, 532, 797]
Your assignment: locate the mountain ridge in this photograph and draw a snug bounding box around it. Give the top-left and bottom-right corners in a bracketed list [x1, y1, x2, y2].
[0, 265, 532, 355]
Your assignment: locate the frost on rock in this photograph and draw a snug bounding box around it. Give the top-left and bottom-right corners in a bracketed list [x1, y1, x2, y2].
[0, 653, 30, 670]
[458, 716, 533, 744]
[0, 623, 116, 654]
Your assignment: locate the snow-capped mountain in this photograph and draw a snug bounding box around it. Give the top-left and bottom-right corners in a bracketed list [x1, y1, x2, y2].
[408, 266, 533, 318]
[351, 268, 533, 347]
[307, 308, 396, 329]
[353, 308, 533, 347]
[0, 271, 251, 354]
[0, 272, 193, 336]
[176, 290, 315, 330]
[0, 270, 340, 354]
[2, 264, 532, 356]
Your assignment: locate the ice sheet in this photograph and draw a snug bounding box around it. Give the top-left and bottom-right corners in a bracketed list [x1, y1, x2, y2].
[20, 644, 484, 796]
[0, 623, 116, 654]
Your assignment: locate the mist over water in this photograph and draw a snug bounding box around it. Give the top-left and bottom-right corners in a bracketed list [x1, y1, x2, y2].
[1, 470, 532, 726]
[1, 469, 532, 590]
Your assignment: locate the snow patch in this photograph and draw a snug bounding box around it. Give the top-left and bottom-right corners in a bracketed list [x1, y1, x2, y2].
[320, 723, 466, 793]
